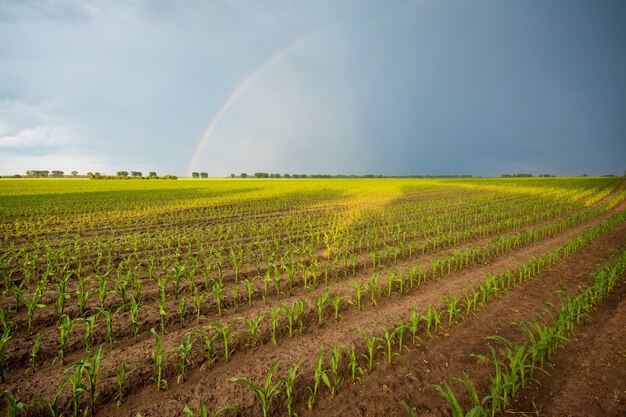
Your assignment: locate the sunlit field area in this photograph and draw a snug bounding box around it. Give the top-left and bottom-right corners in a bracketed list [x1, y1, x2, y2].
[1, 177, 625, 417]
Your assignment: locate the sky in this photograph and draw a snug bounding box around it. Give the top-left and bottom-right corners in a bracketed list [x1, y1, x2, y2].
[0, 0, 625, 177]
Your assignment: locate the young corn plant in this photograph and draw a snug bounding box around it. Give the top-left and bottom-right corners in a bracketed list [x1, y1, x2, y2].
[346, 345, 363, 382]
[331, 293, 344, 322]
[269, 307, 280, 345]
[34, 380, 67, 417]
[243, 314, 265, 350]
[193, 287, 207, 323]
[350, 280, 365, 310]
[307, 347, 326, 410]
[198, 327, 218, 370]
[178, 297, 187, 326]
[114, 361, 128, 409]
[231, 285, 239, 311]
[67, 359, 87, 417]
[58, 314, 81, 364]
[315, 289, 330, 325]
[129, 296, 142, 341]
[84, 345, 105, 416]
[19, 287, 46, 334]
[228, 358, 283, 417]
[322, 345, 343, 397]
[386, 272, 395, 297]
[212, 280, 224, 317]
[281, 302, 297, 339]
[150, 327, 168, 391]
[243, 279, 255, 307]
[408, 306, 423, 344]
[432, 375, 488, 417]
[368, 273, 381, 307]
[441, 295, 461, 327]
[262, 272, 272, 303]
[98, 308, 115, 345]
[29, 331, 42, 372]
[284, 362, 299, 417]
[5, 390, 26, 417]
[360, 330, 382, 372]
[394, 320, 409, 352]
[213, 320, 234, 362]
[1, 324, 13, 382]
[84, 315, 96, 353]
[424, 305, 443, 337]
[380, 324, 399, 365]
[177, 333, 194, 384]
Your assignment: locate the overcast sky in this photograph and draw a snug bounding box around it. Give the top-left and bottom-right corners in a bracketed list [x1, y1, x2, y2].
[1, 0, 625, 177]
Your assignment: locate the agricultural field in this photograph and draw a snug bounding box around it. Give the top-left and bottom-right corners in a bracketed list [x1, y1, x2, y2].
[1, 177, 625, 417]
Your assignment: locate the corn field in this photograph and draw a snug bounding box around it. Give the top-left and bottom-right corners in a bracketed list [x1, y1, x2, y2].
[0, 177, 624, 417]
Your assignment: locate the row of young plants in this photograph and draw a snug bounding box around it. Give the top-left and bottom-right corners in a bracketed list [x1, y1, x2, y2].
[4, 204, 622, 417]
[427, 249, 626, 417]
[2, 184, 576, 296]
[213, 209, 626, 417]
[0, 181, 621, 415]
[3, 184, 615, 344]
[2, 191, 622, 388]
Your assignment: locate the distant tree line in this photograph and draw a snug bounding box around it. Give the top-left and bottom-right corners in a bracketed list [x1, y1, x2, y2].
[87, 171, 177, 180]
[229, 173, 476, 179]
[21, 170, 79, 178]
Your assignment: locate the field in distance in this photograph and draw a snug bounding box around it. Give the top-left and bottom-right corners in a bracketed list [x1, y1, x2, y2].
[1, 177, 625, 417]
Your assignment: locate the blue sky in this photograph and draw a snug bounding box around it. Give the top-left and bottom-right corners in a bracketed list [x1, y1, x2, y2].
[1, 0, 624, 177]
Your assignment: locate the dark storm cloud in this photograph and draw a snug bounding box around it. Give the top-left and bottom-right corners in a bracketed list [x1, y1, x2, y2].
[1, 1, 624, 176]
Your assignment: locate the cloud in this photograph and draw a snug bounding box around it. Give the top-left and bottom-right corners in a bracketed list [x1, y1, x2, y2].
[0, 125, 77, 148]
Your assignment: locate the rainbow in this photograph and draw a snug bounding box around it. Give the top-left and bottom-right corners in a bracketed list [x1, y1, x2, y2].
[187, 23, 336, 176]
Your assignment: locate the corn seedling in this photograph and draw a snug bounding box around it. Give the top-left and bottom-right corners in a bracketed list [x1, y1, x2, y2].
[346, 345, 363, 382]
[177, 333, 194, 383]
[98, 308, 115, 345]
[84, 345, 106, 416]
[441, 295, 461, 327]
[212, 320, 234, 362]
[244, 313, 264, 350]
[1, 324, 13, 382]
[284, 362, 299, 417]
[331, 293, 343, 321]
[150, 327, 168, 391]
[315, 289, 330, 325]
[114, 361, 128, 409]
[360, 330, 382, 372]
[58, 314, 81, 364]
[322, 345, 343, 397]
[307, 347, 325, 410]
[4, 390, 26, 417]
[243, 279, 255, 306]
[29, 331, 42, 372]
[380, 324, 398, 365]
[281, 301, 297, 338]
[228, 358, 283, 417]
[350, 280, 365, 310]
[368, 273, 380, 306]
[19, 287, 45, 334]
[67, 359, 87, 417]
[198, 327, 218, 370]
[178, 297, 187, 326]
[84, 314, 96, 353]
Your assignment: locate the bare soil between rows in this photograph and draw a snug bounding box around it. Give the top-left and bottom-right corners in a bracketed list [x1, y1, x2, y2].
[307, 221, 626, 417]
